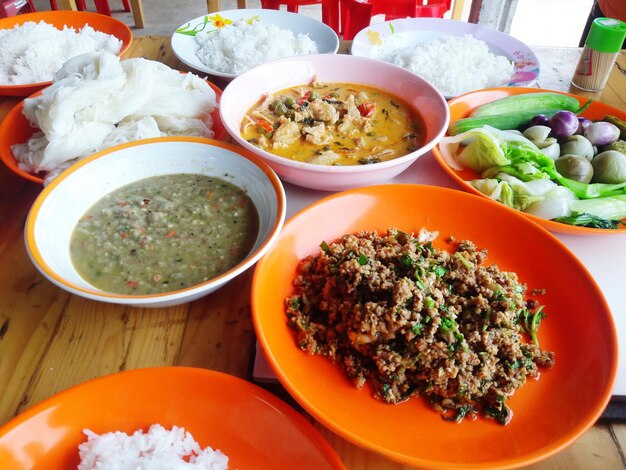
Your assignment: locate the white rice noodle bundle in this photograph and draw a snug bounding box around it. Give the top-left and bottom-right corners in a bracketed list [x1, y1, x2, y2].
[77, 424, 229, 469]
[12, 52, 217, 184]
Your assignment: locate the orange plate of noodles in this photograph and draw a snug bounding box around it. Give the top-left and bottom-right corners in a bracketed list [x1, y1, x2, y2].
[0, 80, 226, 184]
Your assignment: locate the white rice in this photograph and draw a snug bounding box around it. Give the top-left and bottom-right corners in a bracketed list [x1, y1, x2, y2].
[0, 21, 122, 85]
[77, 424, 229, 469]
[195, 19, 318, 74]
[378, 33, 514, 97]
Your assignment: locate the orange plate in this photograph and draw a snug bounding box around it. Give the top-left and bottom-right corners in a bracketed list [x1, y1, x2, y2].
[251, 184, 617, 469]
[0, 81, 226, 184]
[432, 87, 626, 234]
[0, 367, 345, 470]
[0, 11, 133, 97]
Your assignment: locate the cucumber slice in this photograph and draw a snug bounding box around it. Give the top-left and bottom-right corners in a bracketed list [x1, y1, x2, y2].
[470, 92, 580, 118]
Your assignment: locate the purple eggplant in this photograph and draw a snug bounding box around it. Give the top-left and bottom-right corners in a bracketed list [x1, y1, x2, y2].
[548, 111, 579, 138]
[528, 114, 549, 127]
[584, 121, 620, 146]
[576, 117, 593, 135]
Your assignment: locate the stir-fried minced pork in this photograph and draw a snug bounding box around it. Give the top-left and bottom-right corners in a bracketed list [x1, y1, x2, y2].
[285, 228, 555, 424]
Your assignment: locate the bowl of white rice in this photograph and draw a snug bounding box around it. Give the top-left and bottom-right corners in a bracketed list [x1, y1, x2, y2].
[350, 17, 539, 99]
[0, 11, 132, 97]
[171, 9, 340, 80]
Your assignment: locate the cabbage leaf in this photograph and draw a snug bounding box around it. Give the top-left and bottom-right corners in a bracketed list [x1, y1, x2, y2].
[569, 195, 626, 220]
[442, 125, 626, 199]
[470, 173, 576, 219]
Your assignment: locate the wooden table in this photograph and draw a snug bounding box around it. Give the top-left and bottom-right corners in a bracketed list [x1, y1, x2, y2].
[1, 36, 626, 469]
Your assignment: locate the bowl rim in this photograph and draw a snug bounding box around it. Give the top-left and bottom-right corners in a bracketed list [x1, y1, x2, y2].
[219, 53, 450, 173]
[0, 10, 133, 95]
[170, 8, 341, 80]
[24, 136, 286, 304]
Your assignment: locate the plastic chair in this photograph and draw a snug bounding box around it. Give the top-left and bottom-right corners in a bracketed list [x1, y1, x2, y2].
[341, 0, 451, 40]
[260, 0, 340, 35]
[89, 0, 131, 16]
[48, 0, 130, 16]
[0, 0, 35, 17]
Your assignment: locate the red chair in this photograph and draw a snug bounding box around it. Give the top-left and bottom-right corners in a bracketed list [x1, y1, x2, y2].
[341, 0, 451, 40]
[0, 0, 35, 17]
[260, 0, 341, 36]
[48, 0, 130, 16]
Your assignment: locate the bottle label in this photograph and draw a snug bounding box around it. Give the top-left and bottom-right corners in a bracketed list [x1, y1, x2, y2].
[575, 48, 594, 77]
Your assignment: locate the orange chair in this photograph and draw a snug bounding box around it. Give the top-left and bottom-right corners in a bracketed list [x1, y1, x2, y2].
[341, 0, 451, 40]
[260, 0, 341, 35]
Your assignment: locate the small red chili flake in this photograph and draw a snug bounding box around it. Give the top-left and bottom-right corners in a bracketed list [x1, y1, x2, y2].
[358, 102, 376, 118]
[297, 90, 311, 106]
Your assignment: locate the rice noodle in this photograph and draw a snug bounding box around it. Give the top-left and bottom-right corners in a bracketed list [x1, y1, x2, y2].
[12, 52, 217, 184]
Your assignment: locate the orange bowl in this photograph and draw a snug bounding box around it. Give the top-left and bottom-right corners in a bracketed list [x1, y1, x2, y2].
[251, 184, 617, 469]
[0, 367, 345, 469]
[0, 11, 133, 97]
[0, 81, 226, 184]
[432, 87, 626, 234]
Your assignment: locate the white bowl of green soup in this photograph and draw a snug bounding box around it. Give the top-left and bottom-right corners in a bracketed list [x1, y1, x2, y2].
[25, 137, 286, 307]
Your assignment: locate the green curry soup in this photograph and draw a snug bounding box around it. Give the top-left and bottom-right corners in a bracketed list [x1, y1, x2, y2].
[70, 174, 259, 295]
[241, 82, 425, 166]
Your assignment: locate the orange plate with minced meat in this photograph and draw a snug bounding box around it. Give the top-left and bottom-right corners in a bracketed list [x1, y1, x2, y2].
[251, 184, 617, 469]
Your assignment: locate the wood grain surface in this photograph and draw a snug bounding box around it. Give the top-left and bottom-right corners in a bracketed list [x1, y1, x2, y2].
[0, 36, 625, 469]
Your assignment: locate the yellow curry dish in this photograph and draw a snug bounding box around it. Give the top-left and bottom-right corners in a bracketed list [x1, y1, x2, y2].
[241, 82, 425, 166]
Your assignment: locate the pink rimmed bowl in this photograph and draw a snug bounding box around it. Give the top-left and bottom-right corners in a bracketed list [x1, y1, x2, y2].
[219, 54, 449, 191]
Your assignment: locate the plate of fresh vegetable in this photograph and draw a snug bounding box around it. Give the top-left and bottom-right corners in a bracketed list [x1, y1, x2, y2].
[433, 87, 626, 234]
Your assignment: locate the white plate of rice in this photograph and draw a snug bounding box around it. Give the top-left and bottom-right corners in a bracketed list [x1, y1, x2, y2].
[351, 17, 539, 99]
[171, 9, 340, 80]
